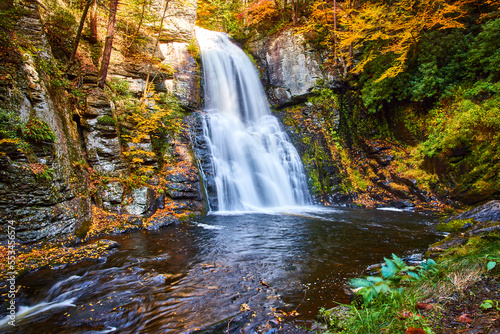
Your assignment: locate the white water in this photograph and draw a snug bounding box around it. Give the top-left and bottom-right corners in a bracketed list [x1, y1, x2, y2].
[195, 27, 311, 211]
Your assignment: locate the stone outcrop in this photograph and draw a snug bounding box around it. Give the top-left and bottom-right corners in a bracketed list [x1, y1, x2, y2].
[0, 0, 91, 244]
[427, 200, 500, 257]
[0, 0, 204, 245]
[247, 30, 335, 107]
[108, 0, 200, 110]
[81, 87, 128, 177]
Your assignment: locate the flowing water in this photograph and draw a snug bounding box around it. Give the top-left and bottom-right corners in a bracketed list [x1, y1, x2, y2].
[0, 30, 442, 333]
[1, 208, 440, 333]
[195, 27, 310, 211]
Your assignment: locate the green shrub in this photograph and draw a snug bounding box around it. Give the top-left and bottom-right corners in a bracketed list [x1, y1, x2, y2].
[108, 77, 130, 96]
[23, 118, 56, 143]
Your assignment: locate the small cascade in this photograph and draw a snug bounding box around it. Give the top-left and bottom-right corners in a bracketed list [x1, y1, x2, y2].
[195, 27, 311, 211]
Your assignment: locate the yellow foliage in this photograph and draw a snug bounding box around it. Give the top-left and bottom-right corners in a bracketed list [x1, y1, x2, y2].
[299, 0, 466, 81]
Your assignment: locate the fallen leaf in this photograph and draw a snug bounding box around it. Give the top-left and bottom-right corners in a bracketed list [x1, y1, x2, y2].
[416, 302, 433, 310]
[406, 327, 426, 334]
[457, 314, 472, 323]
[399, 311, 415, 319]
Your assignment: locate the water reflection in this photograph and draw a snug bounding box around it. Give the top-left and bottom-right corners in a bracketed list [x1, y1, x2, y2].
[3, 207, 439, 333]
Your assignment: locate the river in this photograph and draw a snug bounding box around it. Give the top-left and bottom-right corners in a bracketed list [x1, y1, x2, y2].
[2, 207, 440, 333]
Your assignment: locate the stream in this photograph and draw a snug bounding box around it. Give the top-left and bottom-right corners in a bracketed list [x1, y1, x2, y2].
[1, 207, 440, 333]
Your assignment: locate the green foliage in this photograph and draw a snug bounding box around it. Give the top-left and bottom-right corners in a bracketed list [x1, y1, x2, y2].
[108, 77, 131, 97]
[480, 299, 499, 310]
[187, 37, 200, 61]
[97, 115, 116, 126]
[43, 6, 77, 54]
[320, 239, 500, 334]
[196, 0, 243, 37]
[23, 118, 56, 144]
[487, 261, 497, 271]
[350, 254, 438, 304]
[466, 17, 500, 82]
[0, 108, 23, 140]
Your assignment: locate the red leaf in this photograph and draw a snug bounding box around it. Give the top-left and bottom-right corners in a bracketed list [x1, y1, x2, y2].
[457, 314, 472, 323]
[416, 302, 433, 310]
[406, 328, 427, 334]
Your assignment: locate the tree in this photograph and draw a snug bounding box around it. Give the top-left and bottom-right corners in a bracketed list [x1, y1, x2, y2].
[98, 0, 119, 88]
[142, 0, 170, 99]
[67, 0, 94, 70]
[89, 0, 98, 44]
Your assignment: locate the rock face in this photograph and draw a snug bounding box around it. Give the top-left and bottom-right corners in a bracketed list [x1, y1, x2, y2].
[0, 0, 204, 244]
[444, 200, 500, 223]
[81, 88, 128, 177]
[0, 0, 91, 244]
[247, 30, 335, 107]
[108, 0, 200, 110]
[187, 112, 218, 210]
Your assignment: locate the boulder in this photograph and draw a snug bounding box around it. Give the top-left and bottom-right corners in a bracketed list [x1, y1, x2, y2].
[124, 187, 156, 216]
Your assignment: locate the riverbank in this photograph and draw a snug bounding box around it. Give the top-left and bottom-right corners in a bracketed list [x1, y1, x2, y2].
[317, 201, 500, 334]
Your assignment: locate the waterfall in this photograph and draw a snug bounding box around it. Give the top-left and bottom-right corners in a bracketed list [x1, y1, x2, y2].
[195, 27, 311, 211]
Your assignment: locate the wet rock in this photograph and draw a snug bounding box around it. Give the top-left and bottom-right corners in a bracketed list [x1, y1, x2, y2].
[124, 187, 156, 216]
[145, 216, 179, 231]
[96, 239, 121, 250]
[247, 30, 339, 107]
[186, 112, 217, 209]
[444, 200, 500, 223]
[101, 181, 124, 212]
[375, 154, 394, 166]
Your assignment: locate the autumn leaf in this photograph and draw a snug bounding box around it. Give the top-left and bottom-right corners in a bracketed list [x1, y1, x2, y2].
[457, 313, 472, 323]
[416, 302, 434, 310]
[406, 328, 426, 334]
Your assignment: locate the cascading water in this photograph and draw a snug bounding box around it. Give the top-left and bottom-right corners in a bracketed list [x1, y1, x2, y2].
[195, 27, 311, 211]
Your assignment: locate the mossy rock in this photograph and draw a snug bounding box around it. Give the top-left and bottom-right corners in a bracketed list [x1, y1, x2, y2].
[436, 218, 476, 232]
[318, 305, 351, 331]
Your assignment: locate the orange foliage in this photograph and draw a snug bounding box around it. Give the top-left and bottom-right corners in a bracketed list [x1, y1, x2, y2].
[244, 0, 278, 29]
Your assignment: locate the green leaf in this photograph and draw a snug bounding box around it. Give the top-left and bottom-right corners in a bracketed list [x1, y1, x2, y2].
[392, 253, 406, 269]
[480, 300, 494, 310]
[382, 258, 398, 278]
[487, 261, 496, 271]
[407, 271, 421, 280]
[366, 276, 385, 283]
[351, 278, 371, 288]
[426, 259, 437, 267]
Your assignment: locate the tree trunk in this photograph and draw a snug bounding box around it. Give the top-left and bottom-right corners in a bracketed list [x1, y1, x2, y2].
[291, 0, 297, 25]
[67, 0, 93, 69]
[98, 0, 119, 88]
[89, 0, 98, 44]
[142, 0, 170, 99]
[334, 0, 337, 65]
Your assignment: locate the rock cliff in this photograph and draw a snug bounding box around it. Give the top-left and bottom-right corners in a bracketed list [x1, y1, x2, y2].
[248, 30, 334, 108]
[0, 0, 204, 245]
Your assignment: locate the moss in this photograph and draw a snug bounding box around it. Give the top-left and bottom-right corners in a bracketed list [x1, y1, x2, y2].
[436, 218, 476, 232]
[97, 115, 117, 126]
